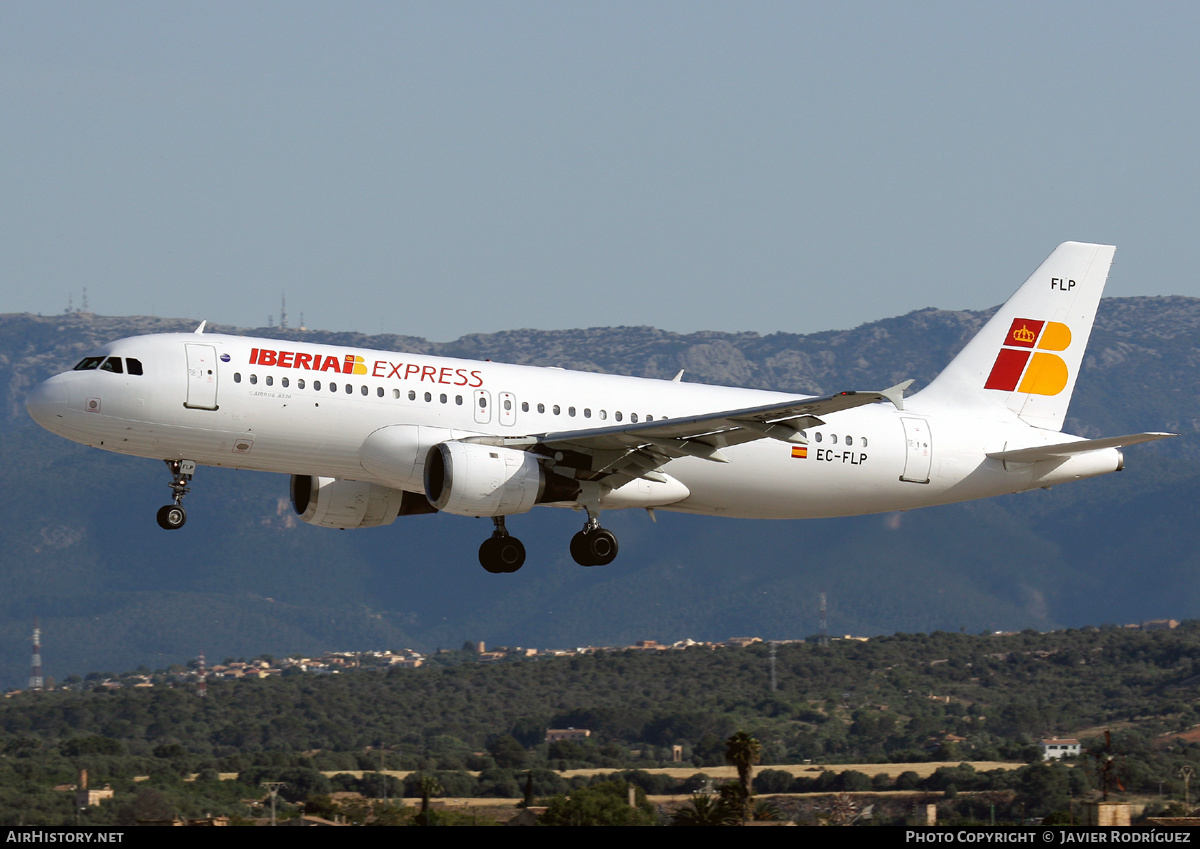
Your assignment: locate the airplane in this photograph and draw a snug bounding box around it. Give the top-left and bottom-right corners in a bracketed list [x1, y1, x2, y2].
[26, 242, 1173, 573]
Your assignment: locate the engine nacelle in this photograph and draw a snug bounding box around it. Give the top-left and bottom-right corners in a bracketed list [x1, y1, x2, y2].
[424, 441, 578, 517]
[360, 424, 464, 490]
[290, 475, 423, 529]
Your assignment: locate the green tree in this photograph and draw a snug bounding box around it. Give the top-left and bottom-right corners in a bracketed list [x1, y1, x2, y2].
[724, 731, 761, 821]
[672, 793, 739, 826]
[540, 782, 655, 826]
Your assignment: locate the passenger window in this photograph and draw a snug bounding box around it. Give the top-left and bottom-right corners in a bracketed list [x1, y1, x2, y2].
[478, 397, 487, 408]
[568, 407, 576, 417]
[503, 399, 512, 411]
[375, 386, 382, 397]
[600, 410, 607, 420]
[329, 382, 337, 392]
[553, 405, 561, 415]
[73, 357, 104, 371]
[298, 379, 306, 389]
[538, 403, 545, 414]
[250, 374, 258, 385]
[815, 432, 822, 443]
[583, 408, 591, 418]
[861, 437, 868, 447]
[440, 393, 447, 404]
[845, 435, 852, 446]
[631, 413, 638, 423]
[424, 392, 432, 402]
[456, 395, 463, 405]
[281, 377, 289, 388]
[265, 375, 273, 386]
[521, 402, 529, 412]
[313, 380, 321, 390]
[393, 389, 400, 399]
[100, 357, 123, 374]
[345, 384, 352, 394]
[126, 358, 144, 375]
[615, 412, 623, 422]
[408, 390, 416, 401]
[646, 415, 653, 421]
[234, 373, 242, 384]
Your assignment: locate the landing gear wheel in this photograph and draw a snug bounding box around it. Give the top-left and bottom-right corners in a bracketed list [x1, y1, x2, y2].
[570, 528, 618, 566]
[570, 531, 593, 566]
[479, 532, 526, 573]
[156, 504, 187, 530]
[159, 459, 196, 531]
[494, 537, 526, 572]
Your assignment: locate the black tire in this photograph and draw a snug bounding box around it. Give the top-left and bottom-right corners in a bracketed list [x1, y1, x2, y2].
[479, 538, 505, 573]
[570, 531, 595, 566]
[587, 528, 619, 566]
[495, 537, 526, 572]
[156, 504, 186, 530]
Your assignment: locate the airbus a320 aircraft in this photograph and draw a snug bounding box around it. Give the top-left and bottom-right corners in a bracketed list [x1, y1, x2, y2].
[27, 242, 1172, 573]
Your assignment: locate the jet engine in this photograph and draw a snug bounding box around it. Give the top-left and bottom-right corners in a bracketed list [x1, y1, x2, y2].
[424, 441, 579, 517]
[290, 475, 431, 529]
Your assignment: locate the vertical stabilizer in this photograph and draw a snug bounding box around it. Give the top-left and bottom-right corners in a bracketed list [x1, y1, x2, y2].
[911, 241, 1115, 431]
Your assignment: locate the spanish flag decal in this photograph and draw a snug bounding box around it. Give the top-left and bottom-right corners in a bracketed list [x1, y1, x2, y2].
[791, 446, 808, 459]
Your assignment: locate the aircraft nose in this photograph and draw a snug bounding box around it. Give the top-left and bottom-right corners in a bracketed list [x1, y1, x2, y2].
[26, 377, 69, 430]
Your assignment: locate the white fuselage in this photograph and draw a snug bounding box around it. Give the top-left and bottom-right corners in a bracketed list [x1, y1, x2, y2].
[26, 331, 1120, 520]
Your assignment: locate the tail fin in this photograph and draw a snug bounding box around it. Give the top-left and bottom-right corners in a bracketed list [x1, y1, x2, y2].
[911, 241, 1116, 431]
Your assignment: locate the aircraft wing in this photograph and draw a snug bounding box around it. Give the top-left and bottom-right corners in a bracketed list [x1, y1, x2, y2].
[986, 432, 1176, 464]
[462, 381, 912, 488]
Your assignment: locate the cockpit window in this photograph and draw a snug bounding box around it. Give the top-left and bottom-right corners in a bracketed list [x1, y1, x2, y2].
[99, 357, 123, 374]
[73, 356, 104, 371]
[126, 358, 143, 375]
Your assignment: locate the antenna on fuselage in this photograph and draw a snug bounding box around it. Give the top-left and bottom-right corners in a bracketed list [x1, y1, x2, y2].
[194, 321, 207, 335]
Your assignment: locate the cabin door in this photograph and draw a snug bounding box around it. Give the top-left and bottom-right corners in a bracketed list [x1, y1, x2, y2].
[900, 417, 932, 483]
[184, 344, 219, 411]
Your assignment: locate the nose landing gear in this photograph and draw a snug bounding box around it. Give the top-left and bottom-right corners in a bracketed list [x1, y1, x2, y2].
[156, 459, 196, 530]
[479, 516, 526, 573]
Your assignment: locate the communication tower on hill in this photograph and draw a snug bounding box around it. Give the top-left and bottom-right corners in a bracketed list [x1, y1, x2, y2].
[30, 619, 43, 691]
[818, 592, 829, 644]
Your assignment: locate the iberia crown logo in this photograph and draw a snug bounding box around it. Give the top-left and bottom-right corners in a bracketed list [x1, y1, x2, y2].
[984, 318, 1072, 396]
[343, 355, 368, 375]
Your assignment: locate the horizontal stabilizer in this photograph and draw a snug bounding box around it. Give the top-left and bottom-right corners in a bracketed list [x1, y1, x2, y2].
[987, 432, 1175, 464]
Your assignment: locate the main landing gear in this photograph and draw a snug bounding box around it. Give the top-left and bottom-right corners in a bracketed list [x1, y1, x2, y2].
[476, 512, 622, 572]
[569, 514, 619, 567]
[156, 459, 196, 530]
[479, 516, 526, 574]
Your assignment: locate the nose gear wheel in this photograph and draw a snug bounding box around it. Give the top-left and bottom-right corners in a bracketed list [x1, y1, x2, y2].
[156, 459, 196, 531]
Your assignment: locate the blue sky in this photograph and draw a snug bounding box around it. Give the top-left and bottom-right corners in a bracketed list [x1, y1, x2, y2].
[3, 2, 1197, 341]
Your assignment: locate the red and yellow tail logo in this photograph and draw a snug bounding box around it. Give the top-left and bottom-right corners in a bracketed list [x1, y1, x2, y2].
[984, 318, 1072, 395]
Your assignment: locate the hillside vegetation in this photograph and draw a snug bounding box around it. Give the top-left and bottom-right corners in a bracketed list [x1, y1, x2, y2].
[3, 626, 1200, 824]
